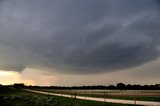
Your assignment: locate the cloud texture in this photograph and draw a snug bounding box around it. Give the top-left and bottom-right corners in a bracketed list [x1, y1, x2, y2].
[0, 0, 160, 73]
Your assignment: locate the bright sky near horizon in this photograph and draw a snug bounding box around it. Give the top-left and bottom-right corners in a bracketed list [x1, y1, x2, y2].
[0, 58, 160, 86]
[0, 70, 34, 85]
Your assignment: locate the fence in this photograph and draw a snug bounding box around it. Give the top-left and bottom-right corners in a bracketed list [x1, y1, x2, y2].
[24, 89, 160, 106]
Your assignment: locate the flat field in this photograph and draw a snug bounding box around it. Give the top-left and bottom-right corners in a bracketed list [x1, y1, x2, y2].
[33, 89, 160, 102]
[0, 88, 136, 106]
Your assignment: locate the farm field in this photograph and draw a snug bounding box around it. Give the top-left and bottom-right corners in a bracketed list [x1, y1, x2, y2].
[32, 89, 160, 102]
[0, 88, 136, 106]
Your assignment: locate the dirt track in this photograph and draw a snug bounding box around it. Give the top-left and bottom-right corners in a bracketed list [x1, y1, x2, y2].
[24, 89, 160, 106]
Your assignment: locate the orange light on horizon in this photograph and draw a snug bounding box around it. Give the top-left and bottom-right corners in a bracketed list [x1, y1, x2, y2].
[0, 70, 35, 85]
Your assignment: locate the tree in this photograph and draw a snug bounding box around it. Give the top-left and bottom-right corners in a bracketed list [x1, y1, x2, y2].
[117, 83, 126, 90]
[13, 83, 25, 89]
[0, 84, 2, 88]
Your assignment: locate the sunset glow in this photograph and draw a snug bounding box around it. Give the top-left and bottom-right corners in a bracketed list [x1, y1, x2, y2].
[0, 70, 34, 85]
[0, 70, 19, 76]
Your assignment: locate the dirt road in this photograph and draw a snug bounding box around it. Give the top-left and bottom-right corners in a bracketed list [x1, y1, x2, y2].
[24, 89, 160, 106]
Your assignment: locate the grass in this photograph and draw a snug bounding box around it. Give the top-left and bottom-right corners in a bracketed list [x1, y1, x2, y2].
[0, 88, 137, 106]
[108, 95, 160, 102]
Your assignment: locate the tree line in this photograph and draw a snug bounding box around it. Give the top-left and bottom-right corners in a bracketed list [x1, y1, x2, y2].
[1, 83, 159, 90]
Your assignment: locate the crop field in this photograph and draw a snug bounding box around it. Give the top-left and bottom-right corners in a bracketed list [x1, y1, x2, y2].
[32, 89, 160, 102]
[0, 88, 136, 106]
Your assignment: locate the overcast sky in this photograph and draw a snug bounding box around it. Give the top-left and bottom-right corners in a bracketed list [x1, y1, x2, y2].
[0, 0, 160, 86]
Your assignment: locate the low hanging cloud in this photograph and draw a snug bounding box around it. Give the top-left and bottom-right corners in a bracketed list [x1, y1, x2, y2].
[0, 0, 160, 73]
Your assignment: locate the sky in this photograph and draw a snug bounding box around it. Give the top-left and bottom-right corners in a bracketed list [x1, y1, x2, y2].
[0, 0, 160, 86]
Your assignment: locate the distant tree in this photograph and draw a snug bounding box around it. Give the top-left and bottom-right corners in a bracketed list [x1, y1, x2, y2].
[126, 84, 132, 89]
[155, 84, 160, 87]
[117, 83, 126, 90]
[108, 85, 116, 89]
[13, 83, 25, 89]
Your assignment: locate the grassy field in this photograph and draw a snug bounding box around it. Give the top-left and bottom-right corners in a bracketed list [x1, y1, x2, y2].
[0, 88, 137, 106]
[33, 89, 160, 102]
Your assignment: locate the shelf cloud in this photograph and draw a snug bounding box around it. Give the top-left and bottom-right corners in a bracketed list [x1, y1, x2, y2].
[0, 0, 160, 73]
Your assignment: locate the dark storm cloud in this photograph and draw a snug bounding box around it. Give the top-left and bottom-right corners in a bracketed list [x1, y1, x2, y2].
[0, 0, 160, 73]
[0, 64, 25, 72]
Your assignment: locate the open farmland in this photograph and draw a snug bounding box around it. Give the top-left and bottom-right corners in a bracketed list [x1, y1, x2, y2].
[32, 89, 160, 102]
[0, 88, 136, 106]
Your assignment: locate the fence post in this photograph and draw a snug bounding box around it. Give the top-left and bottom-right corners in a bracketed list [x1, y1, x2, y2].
[134, 95, 136, 105]
[75, 92, 77, 99]
[84, 91, 86, 100]
[121, 90, 123, 96]
[104, 92, 106, 102]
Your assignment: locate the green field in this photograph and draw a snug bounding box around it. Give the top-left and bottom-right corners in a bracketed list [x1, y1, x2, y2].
[0, 88, 136, 106]
[33, 89, 160, 102]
